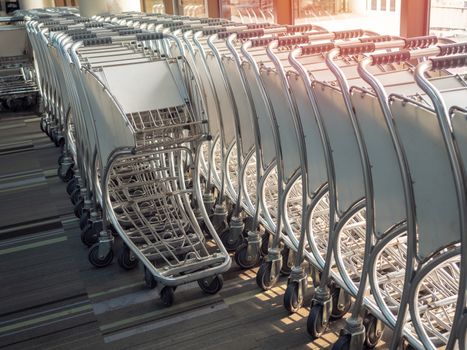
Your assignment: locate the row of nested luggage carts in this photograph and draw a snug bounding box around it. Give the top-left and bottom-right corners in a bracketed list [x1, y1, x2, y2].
[22, 7, 466, 350]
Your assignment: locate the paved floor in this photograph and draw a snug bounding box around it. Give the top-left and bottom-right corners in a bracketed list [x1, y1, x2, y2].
[0, 113, 390, 349]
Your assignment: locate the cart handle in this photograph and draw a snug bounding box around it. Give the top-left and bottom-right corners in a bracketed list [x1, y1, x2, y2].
[84, 22, 104, 28]
[82, 37, 113, 46]
[48, 25, 69, 32]
[335, 35, 437, 56]
[429, 54, 467, 70]
[369, 42, 467, 65]
[70, 32, 97, 41]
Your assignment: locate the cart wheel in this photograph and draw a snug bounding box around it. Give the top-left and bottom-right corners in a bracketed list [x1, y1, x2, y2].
[56, 137, 65, 149]
[220, 227, 243, 252]
[40, 117, 47, 133]
[260, 232, 270, 256]
[160, 287, 175, 307]
[88, 243, 113, 268]
[213, 219, 227, 234]
[332, 335, 351, 350]
[74, 197, 84, 218]
[79, 210, 90, 231]
[364, 315, 385, 348]
[81, 224, 98, 247]
[234, 242, 260, 269]
[243, 216, 255, 233]
[144, 266, 157, 289]
[198, 275, 224, 294]
[57, 165, 73, 182]
[307, 304, 327, 339]
[53, 135, 61, 147]
[256, 261, 278, 291]
[45, 123, 51, 137]
[70, 188, 81, 205]
[58, 154, 65, 166]
[118, 245, 139, 270]
[330, 286, 352, 320]
[66, 177, 79, 195]
[284, 281, 303, 314]
[280, 247, 292, 276]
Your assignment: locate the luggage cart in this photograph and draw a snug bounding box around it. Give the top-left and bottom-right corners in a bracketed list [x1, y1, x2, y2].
[68, 33, 230, 306]
[288, 36, 455, 342]
[338, 47, 466, 350]
[240, 29, 378, 298]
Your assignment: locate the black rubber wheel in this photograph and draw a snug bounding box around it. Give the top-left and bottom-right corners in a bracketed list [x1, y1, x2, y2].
[40, 117, 47, 133]
[53, 135, 61, 147]
[57, 137, 65, 149]
[88, 243, 113, 268]
[234, 242, 260, 269]
[70, 188, 81, 205]
[66, 177, 79, 195]
[284, 281, 303, 314]
[58, 154, 65, 166]
[260, 232, 270, 256]
[280, 247, 292, 276]
[213, 219, 227, 234]
[74, 197, 84, 218]
[160, 287, 175, 307]
[330, 286, 352, 320]
[243, 216, 255, 233]
[220, 227, 243, 252]
[45, 123, 51, 137]
[117, 245, 139, 270]
[81, 224, 98, 247]
[332, 335, 351, 350]
[256, 261, 278, 291]
[144, 266, 157, 289]
[198, 275, 224, 294]
[364, 315, 385, 349]
[58, 166, 73, 182]
[307, 304, 327, 339]
[79, 210, 90, 231]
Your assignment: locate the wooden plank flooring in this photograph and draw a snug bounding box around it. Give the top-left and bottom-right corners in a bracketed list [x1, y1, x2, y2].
[0, 113, 390, 349]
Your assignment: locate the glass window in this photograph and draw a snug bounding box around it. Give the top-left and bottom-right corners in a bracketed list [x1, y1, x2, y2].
[293, 0, 400, 35]
[142, 0, 165, 13]
[220, 0, 275, 23]
[178, 0, 208, 17]
[429, 0, 467, 43]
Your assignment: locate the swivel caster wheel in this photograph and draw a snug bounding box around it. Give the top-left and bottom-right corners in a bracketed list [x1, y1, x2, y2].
[280, 247, 292, 276]
[56, 137, 65, 149]
[332, 335, 351, 350]
[198, 275, 224, 294]
[66, 177, 79, 195]
[57, 165, 73, 182]
[79, 210, 90, 230]
[81, 224, 98, 247]
[88, 243, 113, 268]
[40, 117, 47, 133]
[364, 315, 385, 349]
[330, 286, 352, 320]
[117, 245, 139, 270]
[70, 188, 81, 205]
[260, 232, 270, 256]
[73, 197, 84, 218]
[160, 286, 175, 307]
[256, 261, 279, 291]
[144, 266, 157, 289]
[220, 227, 243, 252]
[234, 242, 260, 269]
[58, 154, 65, 166]
[307, 304, 327, 339]
[283, 281, 303, 314]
